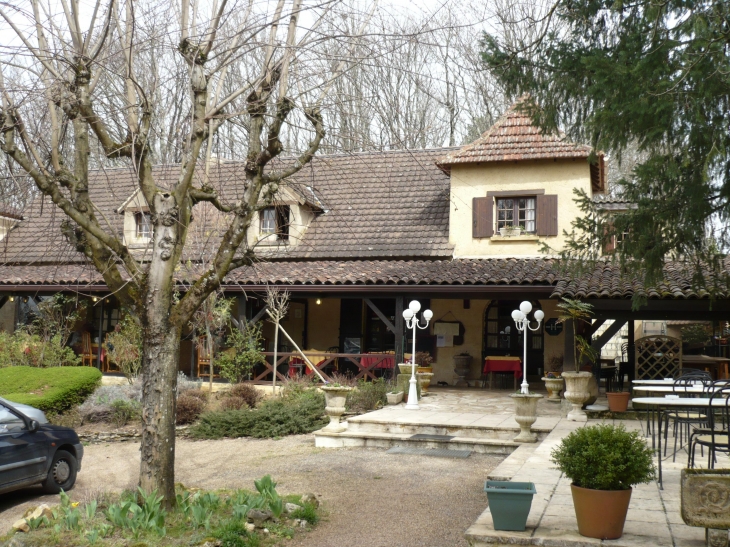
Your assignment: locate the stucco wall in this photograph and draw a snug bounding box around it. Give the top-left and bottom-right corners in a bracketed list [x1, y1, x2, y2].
[306, 297, 340, 350]
[0, 299, 15, 333]
[449, 160, 594, 257]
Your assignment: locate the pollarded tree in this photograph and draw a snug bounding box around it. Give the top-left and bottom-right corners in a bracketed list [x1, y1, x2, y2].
[0, 0, 374, 504]
[482, 0, 730, 299]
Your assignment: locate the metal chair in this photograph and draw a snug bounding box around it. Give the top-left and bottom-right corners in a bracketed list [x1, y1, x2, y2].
[664, 372, 713, 460]
[688, 383, 730, 469]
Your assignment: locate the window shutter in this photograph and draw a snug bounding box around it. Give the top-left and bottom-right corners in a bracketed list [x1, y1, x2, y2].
[536, 195, 558, 236]
[473, 197, 493, 238]
[603, 223, 615, 254]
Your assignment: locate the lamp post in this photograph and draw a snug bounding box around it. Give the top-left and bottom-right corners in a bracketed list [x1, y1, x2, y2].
[402, 299, 433, 410]
[511, 301, 544, 394]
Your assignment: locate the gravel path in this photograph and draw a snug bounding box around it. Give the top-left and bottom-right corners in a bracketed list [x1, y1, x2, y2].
[0, 436, 502, 546]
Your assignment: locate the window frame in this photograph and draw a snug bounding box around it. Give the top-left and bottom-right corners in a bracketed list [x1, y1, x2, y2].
[259, 206, 290, 242]
[495, 196, 537, 233]
[134, 211, 151, 239]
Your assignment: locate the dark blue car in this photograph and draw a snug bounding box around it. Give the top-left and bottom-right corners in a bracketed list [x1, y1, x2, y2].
[0, 397, 83, 495]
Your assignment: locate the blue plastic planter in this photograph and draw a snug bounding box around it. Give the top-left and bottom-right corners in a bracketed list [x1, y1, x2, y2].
[484, 480, 537, 531]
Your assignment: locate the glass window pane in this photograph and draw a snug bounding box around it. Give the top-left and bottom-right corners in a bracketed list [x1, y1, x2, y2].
[518, 198, 536, 232]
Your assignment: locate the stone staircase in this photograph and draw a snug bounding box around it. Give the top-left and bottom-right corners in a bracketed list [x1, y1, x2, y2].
[313, 412, 554, 454]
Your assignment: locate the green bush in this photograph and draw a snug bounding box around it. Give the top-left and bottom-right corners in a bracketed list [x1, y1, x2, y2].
[110, 399, 141, 427]
[346, 378, 389, 413]
[190, 389, 326, 439]
[0, 331, 80, 368]
[0, 366, 102, 413]
[550, 424, 656, 490]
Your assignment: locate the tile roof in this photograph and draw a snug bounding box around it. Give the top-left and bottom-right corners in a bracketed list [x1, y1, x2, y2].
[1, 258, 727, 300]
[438, 99, 594, 166]
[0, 149, 455, 264]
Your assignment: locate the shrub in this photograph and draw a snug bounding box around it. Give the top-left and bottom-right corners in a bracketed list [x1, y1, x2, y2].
[176, 394, 206, 425]
[182, 389, 208, 402]
[110, 399, 142, 426]
[78, 382, 143, 423]
[216, 324, 266, 384]
[346, 378, 388, 413]
[221, 396, 247, 411]
[550, 424, 656, 490]
[228, 383, 262, 408]
[105, 315, 142, 383]
[0, 366, 101, 413]
[0, 331, 80, 368]
[190, 389, 326, 439]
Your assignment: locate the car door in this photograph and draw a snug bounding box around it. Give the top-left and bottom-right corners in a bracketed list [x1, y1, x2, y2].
[0, 403, 48, 489]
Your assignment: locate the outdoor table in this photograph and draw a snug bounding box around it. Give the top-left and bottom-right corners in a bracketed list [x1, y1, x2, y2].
[633, 379, 679, 385]
[632, 396, 727, 488]
[683, 355, 730, 380]
[482, 356, 522, 390]
[632, 385, 722, 395]
[360, 354, 395, 370]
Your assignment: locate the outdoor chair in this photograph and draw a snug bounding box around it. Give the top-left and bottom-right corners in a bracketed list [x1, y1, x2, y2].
[688, 384, 730, 469]
[196, 336, 218, 378]
[664, 373, 713, 461]
[81, 332, 95, 367]
[325, 346, 340, 372]
[618, 342, 634, 391]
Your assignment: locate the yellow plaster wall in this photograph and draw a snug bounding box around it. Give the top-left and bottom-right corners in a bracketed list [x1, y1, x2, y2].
[0, 299, 15, 332]
[540, 299, 565, 373]
[306, 298, 340, 350]
[279, 301, 306, 348]
[449, 160, 594, 257]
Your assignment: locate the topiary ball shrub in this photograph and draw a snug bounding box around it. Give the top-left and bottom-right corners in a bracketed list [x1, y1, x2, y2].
[176, 394, 206, 425]
[228, 383, 262, 408]
[550, 424, 656, 491]
[181, 389, 208, 402]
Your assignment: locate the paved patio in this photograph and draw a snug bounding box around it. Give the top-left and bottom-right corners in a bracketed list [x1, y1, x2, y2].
[346, 387, 728, 547]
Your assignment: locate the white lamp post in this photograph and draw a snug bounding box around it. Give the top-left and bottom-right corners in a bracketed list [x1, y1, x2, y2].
[511, 301, 544, 394]
[402, 299, 433, 410]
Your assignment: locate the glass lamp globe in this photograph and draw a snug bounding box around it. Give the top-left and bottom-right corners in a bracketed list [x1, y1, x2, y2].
[408, 300, 421, 314]
[403, 309, 414, 320]
[519, 301, 532, 315]
[511, 310, 521, 321]
[534, 309, 545, 322]
[505, 326, 511, 334]
[515, 311, 525, 322]
[423, 309, 433, 321]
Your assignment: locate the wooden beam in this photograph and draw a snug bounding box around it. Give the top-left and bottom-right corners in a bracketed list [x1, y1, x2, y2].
[591, 320, 627, 352]
[364, 298, 396, 333]
[395, 296, 404, 378]
[563, 319, 575, 370]
[249, 305, 268, 325]
[586, 319, 606, 337]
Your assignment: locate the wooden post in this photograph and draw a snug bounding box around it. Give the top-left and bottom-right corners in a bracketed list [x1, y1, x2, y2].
[395, 296, 404, 379]
[628, 320, 635, 379]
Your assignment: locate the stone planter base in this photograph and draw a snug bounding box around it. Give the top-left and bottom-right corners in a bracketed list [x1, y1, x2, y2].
[562, 371, 593, 422]
[321, 386, 353, 433]
[510, 393, 543, 443]
[453, 355, 472, 387]
[541, 377, 564, 402]
[386, 391, 404, 405]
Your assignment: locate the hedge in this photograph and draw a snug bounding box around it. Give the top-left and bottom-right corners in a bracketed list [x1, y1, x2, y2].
[0, 366, 102, 414]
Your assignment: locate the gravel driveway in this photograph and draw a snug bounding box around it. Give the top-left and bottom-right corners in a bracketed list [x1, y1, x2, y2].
[0, 436, 502, 547]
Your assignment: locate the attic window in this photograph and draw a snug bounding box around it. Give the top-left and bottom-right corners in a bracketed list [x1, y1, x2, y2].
[496, 198, 536, 233]
[135, 212, 151, 239]
[260, 206, 290, 241]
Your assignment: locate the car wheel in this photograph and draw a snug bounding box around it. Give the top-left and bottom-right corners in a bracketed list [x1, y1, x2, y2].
[41, 450, 78, 494]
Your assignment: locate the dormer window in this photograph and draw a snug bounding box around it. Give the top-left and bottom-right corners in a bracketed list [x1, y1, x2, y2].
[496, 197, 536, 233]
[259, 206, 290, 241]
[135, 212, 151, 239]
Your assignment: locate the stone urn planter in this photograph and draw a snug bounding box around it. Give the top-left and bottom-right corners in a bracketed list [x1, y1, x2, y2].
[386, 391, 404, 405]
[417, 372, 434, 393]
[453, 355, 472, 387]
[510, 393, 543, 443]
[541, 376, 564, 402]
[321, 386, 353, 433]
[681, 469, 730, 546]
[562, 371, 593, 422]
[398, 362, 416, 375]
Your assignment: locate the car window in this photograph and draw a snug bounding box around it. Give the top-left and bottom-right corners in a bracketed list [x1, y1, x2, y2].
[0, 407, 26, 434]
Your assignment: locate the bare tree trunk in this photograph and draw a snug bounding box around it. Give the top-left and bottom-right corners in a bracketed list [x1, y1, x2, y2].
[272, 319, 279, 393]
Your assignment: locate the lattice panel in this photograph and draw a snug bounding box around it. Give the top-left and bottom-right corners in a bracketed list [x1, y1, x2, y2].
[635, 335, 682, 380]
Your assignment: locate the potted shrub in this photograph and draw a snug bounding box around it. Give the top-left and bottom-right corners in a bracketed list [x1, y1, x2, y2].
[484, 480, 536, 531]
[606, 390, 630, 412]
[557, 298, 598, 421]
[551, 424, 656, 540]
[453, 353, 472, 387]
[541, 353, 564, 402]
[415, 351, 433, 374]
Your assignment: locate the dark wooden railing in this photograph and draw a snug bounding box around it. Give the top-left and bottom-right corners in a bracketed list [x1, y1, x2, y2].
[250, 352, 396, 384]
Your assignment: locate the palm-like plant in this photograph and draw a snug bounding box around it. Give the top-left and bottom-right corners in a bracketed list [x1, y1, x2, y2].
[557, 298, 596, 372]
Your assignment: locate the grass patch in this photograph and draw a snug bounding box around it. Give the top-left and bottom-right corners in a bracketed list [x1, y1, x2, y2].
[0, 366, 102, 413]
[2, 477, 318, 547]
[190, 389, 326, 439]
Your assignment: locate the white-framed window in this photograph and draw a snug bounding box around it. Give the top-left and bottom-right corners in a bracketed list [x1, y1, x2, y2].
[134, 212, 151, 239]
[259, 206, 290, 241]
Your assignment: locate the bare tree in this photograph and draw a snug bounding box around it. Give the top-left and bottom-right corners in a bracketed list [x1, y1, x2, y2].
[265, 286, 290, 391]
[0, 0, 374, 504]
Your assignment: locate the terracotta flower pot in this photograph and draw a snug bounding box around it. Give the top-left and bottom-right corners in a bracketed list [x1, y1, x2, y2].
[571, 484, 632, 539]
[606, 391, 630, 412]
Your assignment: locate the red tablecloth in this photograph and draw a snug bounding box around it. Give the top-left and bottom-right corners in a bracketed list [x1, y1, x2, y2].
[483, 357, 523, 378]
[360, 355, 395, 369]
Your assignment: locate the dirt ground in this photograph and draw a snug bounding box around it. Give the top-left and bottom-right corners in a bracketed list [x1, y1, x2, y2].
[0, 435, 501, 547]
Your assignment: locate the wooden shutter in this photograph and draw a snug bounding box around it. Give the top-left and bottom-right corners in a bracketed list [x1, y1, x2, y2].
[536, 195, 558, 236]
[473, 197, 493, 238]
[603, 223, 615, 254]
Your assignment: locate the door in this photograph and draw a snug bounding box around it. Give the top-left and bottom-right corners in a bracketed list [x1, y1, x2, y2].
[483, 300, 544, 376]
[0, 404, 47, 488]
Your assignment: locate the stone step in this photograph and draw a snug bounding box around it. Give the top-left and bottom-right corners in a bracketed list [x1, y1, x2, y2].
[343, 417, 552, 442]
[313, 429, 521, 454]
